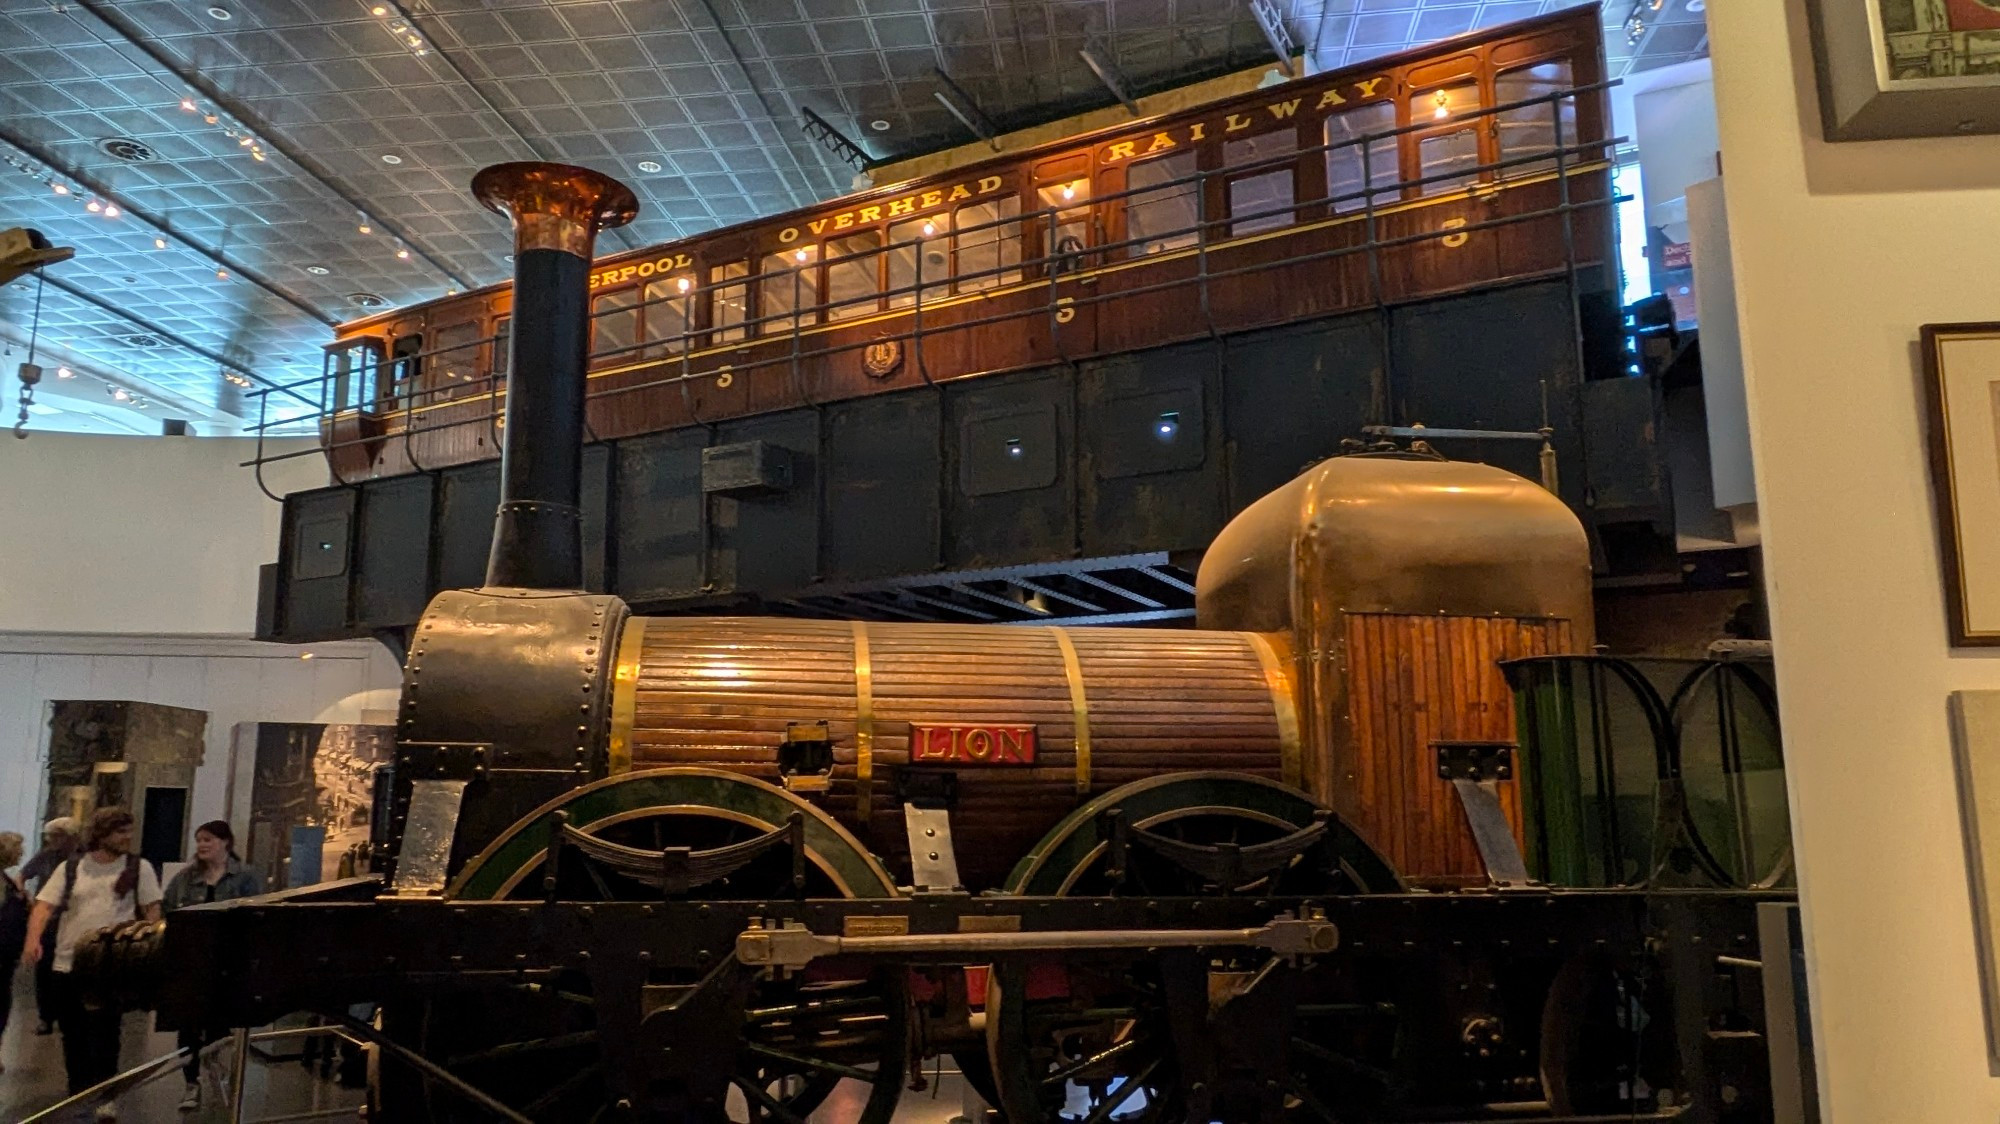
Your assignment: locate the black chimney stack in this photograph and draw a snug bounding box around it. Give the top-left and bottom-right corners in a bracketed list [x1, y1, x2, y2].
[470, 162, 638, 590]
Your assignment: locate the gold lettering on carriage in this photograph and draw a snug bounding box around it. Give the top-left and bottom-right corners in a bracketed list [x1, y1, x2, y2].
[776, 176, 1006, 245]
[589, 252, 694, 291]
[1100, 74, 1393, 162]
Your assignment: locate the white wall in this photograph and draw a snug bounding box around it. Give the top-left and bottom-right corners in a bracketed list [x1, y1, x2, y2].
[0, 632, 402, 852]
[0, 433, 326, 635]
[1710, 0, 2000, 1117]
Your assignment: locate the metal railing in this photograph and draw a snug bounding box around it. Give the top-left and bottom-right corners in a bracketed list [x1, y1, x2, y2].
[19, 1022, 370, 1124]
[243, 79, 1619, 495]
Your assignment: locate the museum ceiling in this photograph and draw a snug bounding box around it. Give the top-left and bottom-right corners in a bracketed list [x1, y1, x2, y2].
[0, 0, 1707, 435]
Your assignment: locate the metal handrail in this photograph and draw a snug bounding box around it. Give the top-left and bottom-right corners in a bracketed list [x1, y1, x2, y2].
[243, 81, 1617, 466]
[18, 1023, 369, 1124]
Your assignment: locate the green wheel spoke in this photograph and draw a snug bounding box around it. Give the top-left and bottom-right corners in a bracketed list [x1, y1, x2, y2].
[446, 1029, 599, 1067]
[1041, 1036, 1146, 1089]
[745, 1041, 880, 1084]
[1079, 1055, 1162, 1124]
[732, 1074, 813, 1124]
[1286, 1076, 1341, 1123]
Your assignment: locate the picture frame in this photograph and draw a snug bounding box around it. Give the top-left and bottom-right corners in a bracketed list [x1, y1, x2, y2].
[1805, 0, 2000, 140]
[1922, 323, 2000, 645]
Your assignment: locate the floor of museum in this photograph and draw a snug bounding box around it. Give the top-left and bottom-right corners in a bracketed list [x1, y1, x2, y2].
[0, 968, 980, 1122]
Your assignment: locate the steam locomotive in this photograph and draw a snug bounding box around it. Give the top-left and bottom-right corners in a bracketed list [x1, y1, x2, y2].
[122, 163, 1787, 1124]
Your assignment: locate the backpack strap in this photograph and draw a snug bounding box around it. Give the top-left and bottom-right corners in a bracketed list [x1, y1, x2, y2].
[58, 853, 81, 912]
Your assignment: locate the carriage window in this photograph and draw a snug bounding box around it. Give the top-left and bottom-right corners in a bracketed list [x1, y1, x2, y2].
[493, 317, 510, 378]
[325, 343, 379, 413]
[1035, 179, 1091, 272]
[1412, 81, 1483, 195]
[709, 261, 748, 343]
[887, 215, 952, 309]
[1224, 131, 1298, 236]
[431, 320, 483, 399]
[954, 197, 1022, 292]
[758, 249, 812, 335]
[388, 333, 422, 396]
[1495, 61, 1577, 177]
[825, 232, 881, 322]
[1124, 151, 1199, 256]
[590, 288, 640, 366]
[643, 277, 694, 357]
[1326, 101, 1400, 213]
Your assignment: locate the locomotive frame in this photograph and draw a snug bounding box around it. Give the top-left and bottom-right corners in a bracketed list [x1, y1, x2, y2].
[112, 154, 1804, 1124]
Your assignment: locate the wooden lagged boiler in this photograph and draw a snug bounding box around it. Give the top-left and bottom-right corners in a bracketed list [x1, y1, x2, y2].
[123, 157, 1786, 1124]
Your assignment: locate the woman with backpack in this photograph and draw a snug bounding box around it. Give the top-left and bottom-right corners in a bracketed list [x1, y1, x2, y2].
[22, 807, 162, 1117]
[160, 820, 262, 1111]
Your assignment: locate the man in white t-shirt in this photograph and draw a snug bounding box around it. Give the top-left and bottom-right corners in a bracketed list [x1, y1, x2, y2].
[22, 807, 162, 1117]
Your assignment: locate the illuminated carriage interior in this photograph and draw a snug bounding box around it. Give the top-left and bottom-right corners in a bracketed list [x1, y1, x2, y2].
[249, 7, 1733, 654]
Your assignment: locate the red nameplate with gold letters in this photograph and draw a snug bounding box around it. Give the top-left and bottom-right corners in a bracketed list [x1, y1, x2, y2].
[908, 723, 1037, 766]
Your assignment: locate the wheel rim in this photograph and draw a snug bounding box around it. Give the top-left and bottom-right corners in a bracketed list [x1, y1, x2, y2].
[402, 771, 908, 1123]
[985, 773, 1401, 1124]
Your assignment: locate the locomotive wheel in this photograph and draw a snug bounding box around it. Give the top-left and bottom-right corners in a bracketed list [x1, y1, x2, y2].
[985, 773, 1403, 1124]
[400, 769, 908, 1123]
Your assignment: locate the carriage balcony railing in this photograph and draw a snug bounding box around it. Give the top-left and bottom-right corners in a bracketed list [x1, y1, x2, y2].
[242, 79, 1621, 494]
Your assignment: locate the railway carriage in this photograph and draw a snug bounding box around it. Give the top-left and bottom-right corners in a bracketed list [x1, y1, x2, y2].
[309, 7, 1612, 488]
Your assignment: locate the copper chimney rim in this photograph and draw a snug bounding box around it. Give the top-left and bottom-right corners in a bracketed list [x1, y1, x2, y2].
[472, 161, 638, 258]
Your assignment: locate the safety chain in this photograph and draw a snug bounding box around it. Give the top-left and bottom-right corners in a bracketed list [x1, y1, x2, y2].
[13, 267, 44, 440]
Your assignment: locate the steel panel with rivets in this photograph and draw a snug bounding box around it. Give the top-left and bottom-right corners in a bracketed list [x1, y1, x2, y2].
[392, 587, 629, 879]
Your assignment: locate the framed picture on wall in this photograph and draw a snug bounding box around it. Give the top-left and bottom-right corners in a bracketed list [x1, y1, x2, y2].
[1806, 0, 2000, 140]
[1922, 323, 2000, 645]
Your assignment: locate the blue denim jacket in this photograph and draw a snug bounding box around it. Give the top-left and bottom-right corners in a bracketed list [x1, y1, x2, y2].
[162, 857, 264, 911]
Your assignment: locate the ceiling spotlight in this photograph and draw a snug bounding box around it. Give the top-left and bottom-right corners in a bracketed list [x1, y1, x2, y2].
[51, 182, 68, 196]
[870, 119, 891, 132]
[251, 148, 266, 161]
[300, 651, 315, 660]
[85, 199, 102, 212]
[381, 154, 403, 165]
[216, 268, 230, 280]
[372, 4, 386, 13]
[406, 34, 422, 46]
[358, 220, 372, 234]
[204, 113, 218, 124]
[305, 264, 330, 275]
[503, 253, 514, 262]
[180, 97, 196, 112]
[396, 247, 410, 259]
[101, 204, 119, 218]
[637, 159, 662, 173]
[154, 237, 167, 249]
[239, 136, 253, 146]
[111, 387, 130, 401]
[56, 366, 73, 379]
[207, 6, 231, 19]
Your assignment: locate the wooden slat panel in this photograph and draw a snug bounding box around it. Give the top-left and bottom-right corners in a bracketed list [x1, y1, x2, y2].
[1342, 611, 1573, 884]
[625, 617, 1285, 890]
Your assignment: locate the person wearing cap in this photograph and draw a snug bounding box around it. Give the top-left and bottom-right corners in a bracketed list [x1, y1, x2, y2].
[20, 816, 79, 1036]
